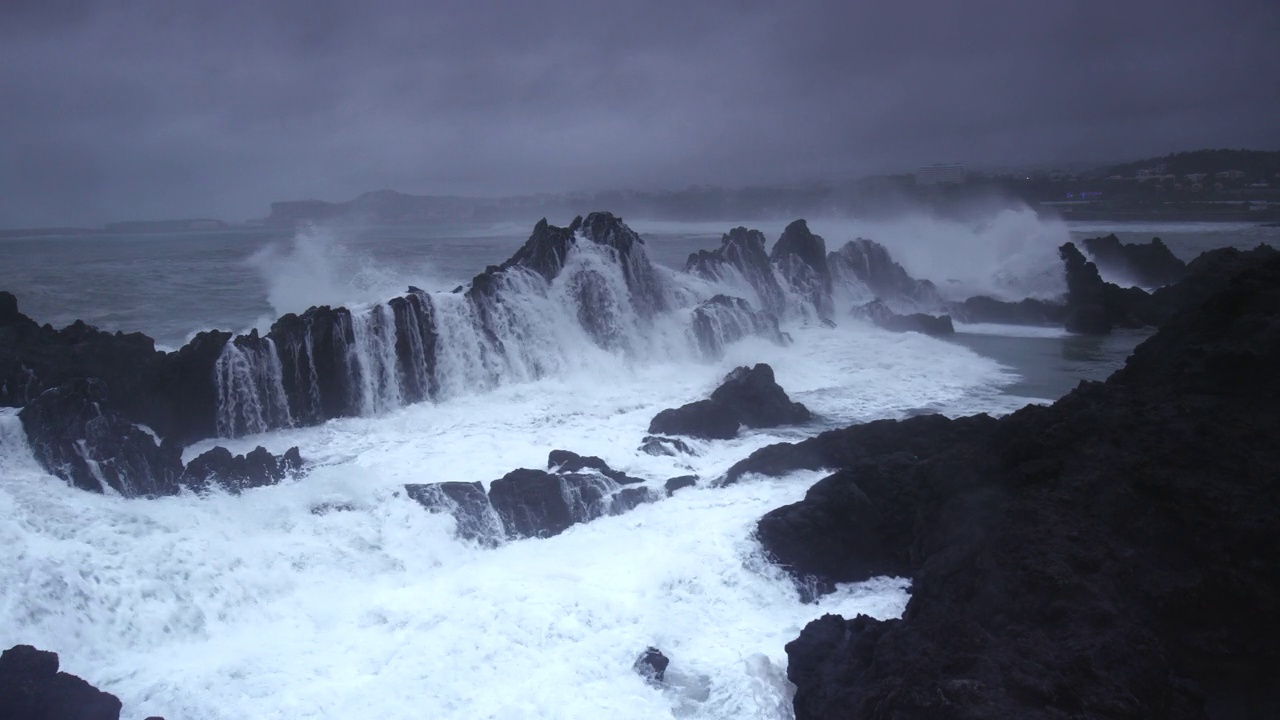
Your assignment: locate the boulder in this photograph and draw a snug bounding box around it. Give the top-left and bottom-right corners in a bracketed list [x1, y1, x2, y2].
[181, 445, 304, 494]
[690, 295, 788, 359]
[852, 300, 954, 337]
[487, 469, 617, 539]
[638, 435, 695, 457]
[744, 254, 1280, 718]
[1082, 234, 1187, 287]
[686, 227, 787, 316]
[547, 449, 644, 485]
[0, 644, 122, 720]
[649, 364, 810, 440]
[18, 379, 183, 497]
[770, 220, 834, 319]
[664, 475, 699, 496]
[405, 481, 505, 544]
[633, 647, 670, 683]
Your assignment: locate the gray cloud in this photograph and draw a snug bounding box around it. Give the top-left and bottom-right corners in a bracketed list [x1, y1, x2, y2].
[1, 0, 1277, 226]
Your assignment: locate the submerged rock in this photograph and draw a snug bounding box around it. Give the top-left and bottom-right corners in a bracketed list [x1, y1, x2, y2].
[649, 364, 810, 440]
[745, 254, 1280, 719]
[852, 300, 954, 336]
[664, 475, 699, 496]
[638, 435, 695, 457]
[547, 449, 644, 484]
[0, 644, 122, 720]
[633, 647, 670, 683]
[405, 481, 505, 544]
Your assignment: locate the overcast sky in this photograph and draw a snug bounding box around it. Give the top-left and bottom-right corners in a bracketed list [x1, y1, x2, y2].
[2, 0, 1277, 227]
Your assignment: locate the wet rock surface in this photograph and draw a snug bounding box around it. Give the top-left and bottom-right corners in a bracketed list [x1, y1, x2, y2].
[1083, 233, 1188, 287]
[181, 445, 304, 494]
[852, 300, 955, 336]
[828, 238, 940, 308]
[0, 644, 123, 720]
[649, 364, 810, 440]
[741, 255, 1280, 719]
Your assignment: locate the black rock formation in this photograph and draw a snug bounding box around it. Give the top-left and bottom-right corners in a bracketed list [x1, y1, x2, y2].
[690, 295, 787, 359]
[547, 449, 644, 485]
[1060, 241, 1152, 334]
[852, 300, 954, 337]
[828, 239, 940, 308]
[18, 379, 184, 497]
[487, 468, 645, 539]
[181, 445, 304, 494]
[664, 475, 698, 496]
[633, 647, 670, 683]
[944, 295, 1066, 326]
[1082, 233, 1188, 287]
[405, 481, 504, 544]
[686, 227, 787, 316]
[0, 644, 122, 720]
[770, 220, 834, 320]
[735, 254, 1280, 718]
[649, 364, 810, 440]
[638, 435, 695, 457]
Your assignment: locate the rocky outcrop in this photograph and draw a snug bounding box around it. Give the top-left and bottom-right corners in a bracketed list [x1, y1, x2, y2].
[1143, 244, 1280, 327]
[18, 379, 184, 496]
[689, 295, 787, 359]
[945, 295, 1066, 326]
[638, 435, 695, 457]
[852, 300, 954, 337]
[547, 449, 644, 485]
[405, 481, 505, 544]
[770, 220, 834, 320]
[181, 445, 303, 494]
[649, 364, 810, 440]
[489, 469, 627, 539]
[828, 239, 940, 308]
[664, 475, 698, 496]
[1060, 241, 1152, 334]
[0, 644, 122, 720]
[738, 254, 1280, 719]
[634, 647, 670, 683]
[1082, 234, 1188, 287]
[686, 227, 787, 316]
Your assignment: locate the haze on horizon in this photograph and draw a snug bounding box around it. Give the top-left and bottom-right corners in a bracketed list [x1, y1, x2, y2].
[1, 0, 1277, 228]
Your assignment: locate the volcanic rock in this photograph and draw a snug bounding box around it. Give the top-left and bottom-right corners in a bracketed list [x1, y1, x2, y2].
[638, 435, 695, 457]
[1082, 234, 1188, 287]
[181, 445, 304, 494]
[0, 644, 122, 720]
[741, 254, 1280, 718]
[547, 449, 644, 484]
[690, 295, 788, 359]
[770, 220, 834, 320]
[487, 469, 617, 539]
[18, 379, 184, 496]
[648, 364, 810, 440]
[686, 227, 787, 316]
[664, 475, 699, 496]
[633, 647, 670, 683]
[828, 239, 940, 308]
[945, 295, 1066, 326]
[405, 481, 505, 544]
[852, 300, 954, 336]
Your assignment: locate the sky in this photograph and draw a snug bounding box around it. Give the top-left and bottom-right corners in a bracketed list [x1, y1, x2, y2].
[1, 0, 1278, 227]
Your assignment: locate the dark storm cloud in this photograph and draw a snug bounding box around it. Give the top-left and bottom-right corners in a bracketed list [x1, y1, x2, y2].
[1, 0, 1277, 226]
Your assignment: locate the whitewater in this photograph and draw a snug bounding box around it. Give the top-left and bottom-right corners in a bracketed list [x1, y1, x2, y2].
[1, 211, 1113, 719]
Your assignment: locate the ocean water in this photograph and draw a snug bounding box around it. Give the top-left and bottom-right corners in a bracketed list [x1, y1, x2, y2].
[0, 211, 1274, 719]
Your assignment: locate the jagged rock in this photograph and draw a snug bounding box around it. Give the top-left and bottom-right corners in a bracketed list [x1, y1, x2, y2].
[852, 300, 954, 336]
[547, 449, 644, 484]
[0, 644, 122, 720]
[1082, 234, 1188, 287]
[638, 435, 695, 457]
[610, 486, 660, 514]
[487, 469, 617, 539]
[770, 220, 834, 319]
[387, 289, 438, 404]
[633, 647, 670, 683]
[686, 227, 787, 316]
[18, 379, 184, 497]
[690, 295, 787, 359]
[828, 239, 940, 308]
[1060, 241, 1152, 334]
[1144, 244, 1280, 327]
[664, 475, 698, 496]
[945, 295, 1066, 326]
[744, 255, 1280, 719]
[649, 364, 810, 440]
[181, 445, 303, 494]
[405, 481, 504, 544]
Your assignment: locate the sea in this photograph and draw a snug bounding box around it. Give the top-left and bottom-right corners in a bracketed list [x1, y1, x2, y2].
[1, 209, 1276, 719]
